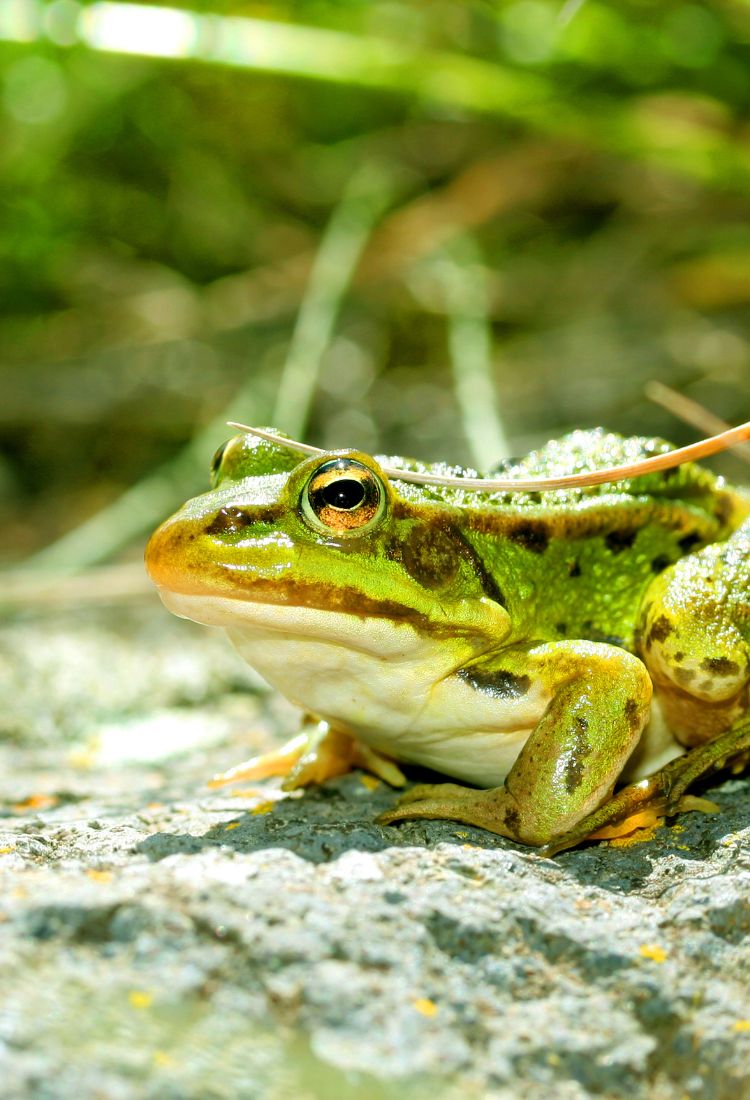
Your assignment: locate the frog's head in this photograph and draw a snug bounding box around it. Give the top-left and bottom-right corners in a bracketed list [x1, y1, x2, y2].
[145, 431, 510, 662]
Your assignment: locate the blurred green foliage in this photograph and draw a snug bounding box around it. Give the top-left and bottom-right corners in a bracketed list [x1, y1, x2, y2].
[1, 0, 750, 565]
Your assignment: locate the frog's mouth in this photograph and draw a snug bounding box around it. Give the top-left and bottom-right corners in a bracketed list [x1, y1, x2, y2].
[145, 515, 509, 652]
[157, 588, 437, 661]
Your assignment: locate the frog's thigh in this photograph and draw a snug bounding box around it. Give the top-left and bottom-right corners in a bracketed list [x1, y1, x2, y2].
[640, 531, 750, 747]
[381, 642, 651, 847]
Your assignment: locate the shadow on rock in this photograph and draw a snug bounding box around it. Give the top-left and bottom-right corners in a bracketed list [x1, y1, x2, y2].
[137, 774, 513, 864]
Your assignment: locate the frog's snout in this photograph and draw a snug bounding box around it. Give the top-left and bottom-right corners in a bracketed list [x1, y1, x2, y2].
[144, 515, 187, 591]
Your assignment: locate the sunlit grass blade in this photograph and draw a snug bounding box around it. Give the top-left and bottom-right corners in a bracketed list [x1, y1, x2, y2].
[2, 2, 748, 191]
[272, 163, 394, 439]
[438, 237, 509, 471]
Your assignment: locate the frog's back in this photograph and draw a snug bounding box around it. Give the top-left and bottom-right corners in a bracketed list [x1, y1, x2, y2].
[386, 429, 749, 651]
[387, 428, 747, 535]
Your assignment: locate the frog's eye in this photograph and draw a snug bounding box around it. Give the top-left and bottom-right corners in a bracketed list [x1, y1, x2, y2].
[302, 458, 385, 536]
[210, 440, 229, 485]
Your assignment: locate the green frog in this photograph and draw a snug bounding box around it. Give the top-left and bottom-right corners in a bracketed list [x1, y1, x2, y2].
[145, 427, 750, 853]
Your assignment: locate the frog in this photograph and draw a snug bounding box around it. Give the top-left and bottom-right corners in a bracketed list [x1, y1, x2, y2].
[145, 426, 750, 853]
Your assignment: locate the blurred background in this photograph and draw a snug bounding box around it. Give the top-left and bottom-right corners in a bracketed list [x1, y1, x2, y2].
[2, 0, 750, 575]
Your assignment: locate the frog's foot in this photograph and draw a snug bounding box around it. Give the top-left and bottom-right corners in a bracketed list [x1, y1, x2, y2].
[539, 716, 750, 856]
[378, 782, 523, 841]
[208, 732, 309, 787]
[209, 722, 406, 791]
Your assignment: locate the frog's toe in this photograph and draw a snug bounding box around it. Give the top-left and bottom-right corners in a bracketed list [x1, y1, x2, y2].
[208, 733, 309, 787]
[350, 743, 407, 787]
[386, 782, 469, 807]
[377, 783, 524, 841]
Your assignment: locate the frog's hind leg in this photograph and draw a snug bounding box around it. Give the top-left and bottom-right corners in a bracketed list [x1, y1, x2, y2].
[539, 713, 750, 856]
[541, 524, 750, 856]
[209, 719, 406, 790]
[530, 524, 750, 855]
[639, 522, 750, 750]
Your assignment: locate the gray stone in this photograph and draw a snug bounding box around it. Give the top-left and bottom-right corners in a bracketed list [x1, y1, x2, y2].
[0, 604, 749, 1099]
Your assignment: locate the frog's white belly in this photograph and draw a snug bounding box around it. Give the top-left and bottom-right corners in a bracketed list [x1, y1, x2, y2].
[160, 592, 684, 788]
[161, 592, 548, 786]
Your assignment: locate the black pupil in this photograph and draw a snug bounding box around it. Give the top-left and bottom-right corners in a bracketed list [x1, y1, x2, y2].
[322, 478, 366, 510]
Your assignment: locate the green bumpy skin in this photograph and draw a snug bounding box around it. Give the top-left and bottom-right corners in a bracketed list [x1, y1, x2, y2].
[146, 427, 750, 850]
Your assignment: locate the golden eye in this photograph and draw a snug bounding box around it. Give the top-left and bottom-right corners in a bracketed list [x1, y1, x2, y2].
[302, 459, 384, 536]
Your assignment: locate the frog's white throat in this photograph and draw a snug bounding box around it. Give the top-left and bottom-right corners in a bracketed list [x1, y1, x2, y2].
[155, 589, 549, 786]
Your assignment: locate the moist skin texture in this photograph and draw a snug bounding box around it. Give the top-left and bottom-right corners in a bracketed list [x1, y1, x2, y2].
[146, 428, 750, 848]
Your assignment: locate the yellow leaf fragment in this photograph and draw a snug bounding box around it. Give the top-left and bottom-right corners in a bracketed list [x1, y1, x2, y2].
[732, 1020, 750, 1033]
[250, 801, 275, 816]
[225, 821, 241, 830]
[153, 1051, 174, 1067]
[359, 774, 381, 791]
[639, 944, 668, 964]
[128, 991, 153, 1009]
[86, 869, 113, 883]
[413, 998, 439, 1018]
[11, 794, 58, 813]
[0, 847, 15, 855]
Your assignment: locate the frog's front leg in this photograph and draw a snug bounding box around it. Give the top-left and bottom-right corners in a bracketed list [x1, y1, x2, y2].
[379, 641, 652, 847]
[209, 717, 406, 791]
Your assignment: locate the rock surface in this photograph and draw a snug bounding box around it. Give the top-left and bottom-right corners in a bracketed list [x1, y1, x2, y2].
[1, 601, 749, 1100]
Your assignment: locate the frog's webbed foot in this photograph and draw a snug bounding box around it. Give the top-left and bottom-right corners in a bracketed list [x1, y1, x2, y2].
[209, 720, 406, 791]
[539, 715, 750, 857]
[377, 782, 523, 840]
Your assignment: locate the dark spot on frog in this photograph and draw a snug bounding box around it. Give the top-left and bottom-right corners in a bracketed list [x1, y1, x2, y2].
[701, 656, 739, 677]
[562, 716, 591, 794]
[605, 529, 636, 554]
[714, 496, 733, 527]
[555, 622, 567, 635]
[674, 651, 685, 662]
[452, 531, 507, 607]
[624, 698, 641, 732]
[508, 521, 550, 554]
[504, 806, 521, 836]
[564, 752, 586, 794]
[458, 668, 531, 699]
[648, 615, 673, 645]
[387, 523, 506, 605]
[678, 532, 702, 555]
[568, 561, 581, 577]
[650, 554, 672, 574]
[674, 666, 695, 686]
[387, 527, 459, 590]
[699, 678, 715, 693]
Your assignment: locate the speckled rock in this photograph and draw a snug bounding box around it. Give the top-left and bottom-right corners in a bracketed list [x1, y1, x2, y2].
[1, 603, 749, 1100]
